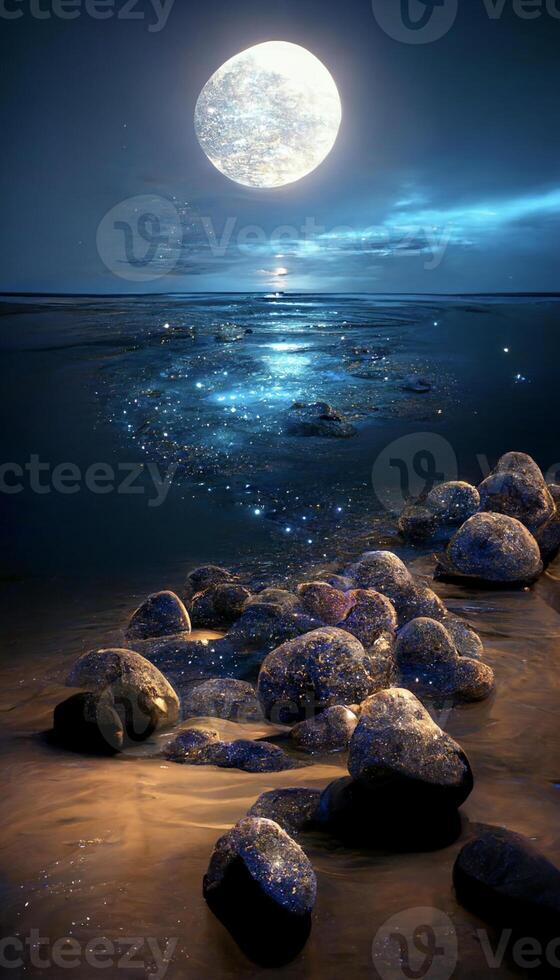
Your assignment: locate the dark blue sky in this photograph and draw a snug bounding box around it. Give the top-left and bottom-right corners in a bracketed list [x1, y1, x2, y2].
[1, 0, 558, 293]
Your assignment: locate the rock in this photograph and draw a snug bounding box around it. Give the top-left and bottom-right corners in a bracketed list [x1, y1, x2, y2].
[129, 634, 235, 681]
[425, 481, 480, 526]
[126, 591, 191, 640]
[316, 775, 462, 851]
[346, 551, 412, 595]
[185, 564, 235, 600]
[183, 679, 262, 722]
[248, 789, 321, 834]
[393, 582, 447, 627]
[203, 817, 316, 965]
[249, 588, 300, 609]
[297, 582, 355, 625]
[495, 451, 546, 486]
[437, 513, 543, 585]
[176, 738, 305, 772]
[65, 647, 180, 731]
[453, 829, 560, 939]
[53, 692, 126, 754]
[290, 705, 358, 754]
[398, 505, 439, 543]
[326, 574, 354, 591]
[402, 375, 431, 393]
[479, 471, 554, 532]
[165, 727, 220, 762]
[228, 598, 320, 655]
[442, 616, 484, 660]
[394, 617, 494, 702]
[285, 402, 356, 438]
[257, 627, 393, 724]
[348, 688, 473, 808]
[535, 508, 560, 564]
[339, 590, 398, 647]
[190, 583, 252, 628]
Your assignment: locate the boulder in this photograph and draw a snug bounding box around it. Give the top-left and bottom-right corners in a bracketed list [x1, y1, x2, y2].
[442, 616, 484, 660]
[326, 574, 354, 592]
[248, 789, 321, 835]
[346, 551, 413, 595]
[203, 817, 316, 965]
[190, 583, 252, 628]
[425, 481, 480, 526]
[257, 627, 393, 724]
[453, 828, 560, 939]
[398, 505, 439, 543]
[185, 564, 235, 600]
[65, 647, 180, 731]
[290, 705, 358, 754]
[183, 679, 262, 722]
[165, 727, 220, 762]
[348, 688, 473, 808]
[173, 737, 305, 773]
[129, 634, 235, 683]
[394, 618, 494, 702]
[495, 451, 546, 486]
[297, 582, 355, 625]
[479, 471, 554, 533]
[339, 590, 398, 647]
[437, 512, 543, 585]
[53, 692, 127, 754]
[126, 590, 191, 640]
[285, 401, 356, 438]
[228, 597, 320, 655]
[535, 484, 560, 564]
[393, 582, 447, 627]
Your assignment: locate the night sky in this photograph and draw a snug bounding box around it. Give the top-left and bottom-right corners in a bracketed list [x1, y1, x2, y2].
[1, 0, 558, 294]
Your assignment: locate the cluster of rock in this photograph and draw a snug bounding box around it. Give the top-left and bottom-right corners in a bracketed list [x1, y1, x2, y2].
[399, 452, 560, 586]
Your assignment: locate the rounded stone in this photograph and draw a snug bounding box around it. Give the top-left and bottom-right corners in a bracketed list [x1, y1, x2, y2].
[442, 512, 543, 584]
[247, 789, 321, 834]
[197, 739, 306, 773]
[495, 451, 546, 486]
[340, 590, 398, 647]
[394, 618, 494, 703]
[479, 471, 554, 532]
[442, 617, 484, 660]
[165, 727, 220, 762]
[346, 551, 412, 595]
[398, 505, 439, 543]
[257, 626, 393, 724]
[290, 705, 358, 754]
[126, 590, 191, 641]
[183, 679, 262, 722]
[425, 481, 480, 526]
[297, 581, 355, 625]
[191, 583, 252, 628]
[348, 688, 473, 808]
[394, 582, 447, 627]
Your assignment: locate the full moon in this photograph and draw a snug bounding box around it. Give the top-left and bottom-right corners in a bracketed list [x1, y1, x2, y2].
[194, 41, 342, 189]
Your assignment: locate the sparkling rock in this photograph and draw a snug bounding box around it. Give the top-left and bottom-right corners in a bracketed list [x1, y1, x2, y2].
[326, 574, 354, 591]
[297, 581, 355, 625]
[126, 590, 191, 640]
[479, 471, 554, 533]
[183, 678, 262, 722]
[173, 737, 306, 772]
[339, 589, 397, 647]
[346, 551, 413, 595]
[191, 583, 252, 628]
[185, 564, 236, 600]
[442, 616, 484, 660]
[437, 512, 543, 585]
[395, 617, 494, 703]
[248, 788, 321, 834]
[393, 582, 447, 627]
[290, 705, 358, 754]
[165, 727, 220, 762]
[494, 451, 546, 486]
[535, 486, 560, 564]
[257, 626, 393, 724]
[454, 829, 560, 938]
[227, 597, 320, 655]
[349, 688, 473, 808]
[425, 481, 480, 526]
[203, 817, 316, 965]
[398, 505, 439, 543]
[65, 647, 180, 729]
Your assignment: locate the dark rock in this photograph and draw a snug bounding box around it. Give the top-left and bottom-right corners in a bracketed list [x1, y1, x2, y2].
[316, 775, 463, 851]
[438, 513, 543, 585]
[290, 705, 358, 754]
[247, 789, 321, 834]
[285, 402, 356, 438]
[425, 481, 480, 526]
[247, 588, 300, 610]
[346, 551, 413, 595]
[495, 451, 546, 486]
[185, 565, 236, 600]
[228, 598, 320, 655]
[53, 692, 127, 755]
[129, 634, 235, 680]
[402, 375, 432, 393]
[398, 505, 439, 543]
[165, 727, 220, 762]
[191, 583, 252, 628]
[297, 581, 355, 625]
[203, 817, 316, 966]
[534, 484, 560, 564]
[479, 471, 554, 533]
[126, 590, 191, 640]
[183, 679, 262, 722]
[395, 617, 494, 703]
[442, 616, 484, 660]
[453, 829, 560, 940]
[393, 582, 447, 627]
[177, 738, 306, 772]
[65, 647, 180, 730]
[257, 627, 393, 724]
[348, 688, 473, 808]
[339, 589, 397, 647]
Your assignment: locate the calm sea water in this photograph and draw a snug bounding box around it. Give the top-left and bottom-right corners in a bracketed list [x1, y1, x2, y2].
[1, 293, 560, 978]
